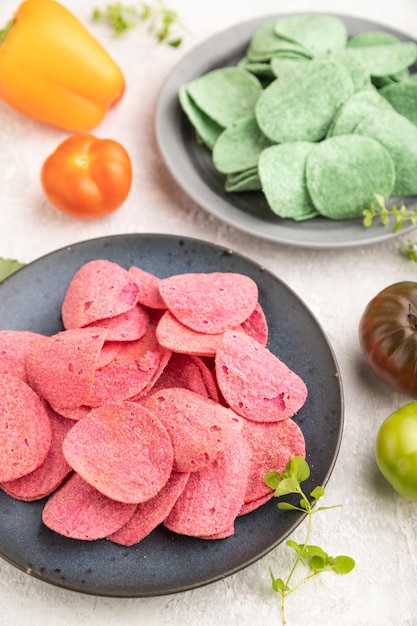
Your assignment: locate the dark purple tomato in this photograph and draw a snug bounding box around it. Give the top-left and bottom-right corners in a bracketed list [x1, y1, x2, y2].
[359, 281, 417, 398]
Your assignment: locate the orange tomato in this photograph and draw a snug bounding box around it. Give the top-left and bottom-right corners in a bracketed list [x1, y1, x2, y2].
[41, 133, 133, 220]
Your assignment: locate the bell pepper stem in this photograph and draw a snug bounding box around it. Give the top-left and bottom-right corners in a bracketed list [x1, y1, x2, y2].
[0, 19, 14, 45]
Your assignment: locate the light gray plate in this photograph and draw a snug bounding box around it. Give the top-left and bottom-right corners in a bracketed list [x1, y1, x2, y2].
[156, 14, 417, 248]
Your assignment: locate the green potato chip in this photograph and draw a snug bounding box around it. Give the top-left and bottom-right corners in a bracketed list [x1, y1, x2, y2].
[372, 69, 411, 88]
[327, 51, 372, 92]
[255, 58, 355, 143]
[347, 31, 400, 48]
[327, 87, 394, 137]
[354, 109, 417, 196]
[270, 56, 308, 79]
[346, 41, 417, 77]
[238, 56, 275, 81]
[178, 86, 223, 149]
[225, 168, 262, 192]
[247, 19, 312, 62]
[379, 80, 417, 128]
[212, 116, 274, 175]
[306, 135, 395, 219]
[183, 67, 263, 129]
[274, 14, 348, 56]
[258, 142, 318, 220]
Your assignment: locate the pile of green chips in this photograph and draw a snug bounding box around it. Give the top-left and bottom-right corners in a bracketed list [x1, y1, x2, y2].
[179, 14, 417, 221]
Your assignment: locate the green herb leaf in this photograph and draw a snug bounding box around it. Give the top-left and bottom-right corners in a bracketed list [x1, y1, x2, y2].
[310, 554, 326, 572]
[277, 502, 302, 512]
[269, 570, 290, 593]
[0, 257, 24, 282]
[329, 555, 356, 574]
[286, 455, 310, 483]
[273, 476, 300, 497]
[264, 470, 281, 490]
[363, 194, 417, 232]
[265, 456, 355, 624]
[286, 539, 303, 555]
[310, 485, 325, 499]
[304, 545, 327, 559]
[92, 1, 185, 46]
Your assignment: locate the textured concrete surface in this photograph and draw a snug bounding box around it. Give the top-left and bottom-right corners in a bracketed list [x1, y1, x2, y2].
[1, 1, 417, 624]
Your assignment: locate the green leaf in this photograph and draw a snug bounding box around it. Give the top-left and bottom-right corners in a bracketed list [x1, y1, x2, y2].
[329, 555, 356, 574]
[269, 569, 289, 593]
[274, 476, 300, 497]
[277, 502, 302, 511]
[264, 470, 281, 490]
[304, 545, 328, 559]
[0, 257, 24, 282]
[286, 539, 303, 555]
[310, 555, 326, 571]
[310, 485, 325, 500]
[287, 455, 310, 483]
[92, 1, 185, 45]
[362, 194, 417, 232]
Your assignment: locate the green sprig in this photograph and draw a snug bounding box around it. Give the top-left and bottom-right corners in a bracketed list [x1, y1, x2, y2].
[363, 193, 417, 232]
[0, 257, 24, 283]
[92, 1, 185, 47]
[265, 457, 355, 625]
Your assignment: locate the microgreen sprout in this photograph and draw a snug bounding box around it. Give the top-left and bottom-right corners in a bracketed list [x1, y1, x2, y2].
[401, 241, 417, 263]
[363, 193, 417, 232]
[264, 456, 355, 625]
[92, 1, 185, 47]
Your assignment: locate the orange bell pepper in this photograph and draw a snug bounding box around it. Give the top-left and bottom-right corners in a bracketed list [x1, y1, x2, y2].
[0, 0, 125, 131]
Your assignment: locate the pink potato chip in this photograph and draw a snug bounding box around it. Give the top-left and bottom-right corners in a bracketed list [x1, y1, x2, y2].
[61, 259, 140, 329]
[215, 330, 308, 422]
[42, 472, 137, 540]
[0, 330, 44, 383]
[241, 302, 268, 346]
[151, 353, 219, 401]
[62, 401, 174, 503]
[156, 310, 231, 357]
[141, 387, 242, 473]
[128, 265, 166, 309]
[108, 471, 190, 546]
[26, 328, 108, 409]
[158, 272, 258, 334]
[97, 341, 123, 368]
[0, 374, 52, 482]
[86, 304, 150, 342]
[163, 437, 249, 538]
[198, 525, 235, 540]
[241, 417, 306, 503]
[88, 319, 171, 406]
[120, 318, 172, 401]
[1, 404, 73, 501]
[89, 342, 162, 406]
[239, 492, 274, 516]
[51, 405, 91, 421]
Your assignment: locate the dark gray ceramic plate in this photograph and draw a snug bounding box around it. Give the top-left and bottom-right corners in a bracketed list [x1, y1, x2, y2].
[156, 14, 417, 248]
[0, 234, 343, 597]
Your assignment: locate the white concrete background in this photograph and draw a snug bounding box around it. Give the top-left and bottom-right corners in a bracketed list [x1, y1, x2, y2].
[1, 0, 417, 624]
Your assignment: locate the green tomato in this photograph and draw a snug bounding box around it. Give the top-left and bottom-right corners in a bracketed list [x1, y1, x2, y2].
[375, 402, 417, 501]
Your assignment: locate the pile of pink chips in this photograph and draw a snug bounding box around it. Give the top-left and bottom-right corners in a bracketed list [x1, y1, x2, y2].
[0, 259, 308, 544]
